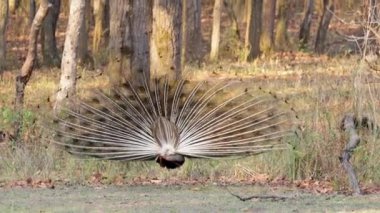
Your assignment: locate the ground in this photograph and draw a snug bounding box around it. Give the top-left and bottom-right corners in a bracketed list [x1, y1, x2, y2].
[0, 3, 379, 211]
[1, 185, 380, 212]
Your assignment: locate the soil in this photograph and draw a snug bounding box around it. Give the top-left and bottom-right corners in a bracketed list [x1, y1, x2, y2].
[1, 185, 379, 212]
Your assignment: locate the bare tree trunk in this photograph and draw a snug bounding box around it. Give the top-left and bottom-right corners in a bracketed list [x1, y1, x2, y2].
[29, 0, 36, 25]
[314, 0, 334, 54]
[260, 0, 276, 55]
[150, 0, 182, 79]
[14, 0, 50, 142]
[299, 0, 314, 48]
[231, 0, 246, 23]
[108, 0, 151, 86]
[41, 0, 60, 67]
[245, 0, 262, 61]
[108, 0, 131, 86]
[223, 0, 240, 38]
[77, 0, 93, 68]
[182, 0, 202, 65]
[54, 0, 86, 110]
[92, 0, 109, 51]
[210, 0, 222, 61]
[0, 0, 8, 71]
[274, 0, 290, 51]
[130, 0, 152, 85]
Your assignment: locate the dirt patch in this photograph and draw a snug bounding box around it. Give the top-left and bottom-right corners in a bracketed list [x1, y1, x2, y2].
[0, 185, 379, 212]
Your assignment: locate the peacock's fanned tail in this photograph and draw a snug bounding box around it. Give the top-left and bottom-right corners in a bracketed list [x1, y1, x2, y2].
[51, 77, 296, 169]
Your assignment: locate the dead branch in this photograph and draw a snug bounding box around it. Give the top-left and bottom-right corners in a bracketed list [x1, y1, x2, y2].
[224, 186, 288, 201]
[14, 0, 51, 143]
[339, 114, 362, 195]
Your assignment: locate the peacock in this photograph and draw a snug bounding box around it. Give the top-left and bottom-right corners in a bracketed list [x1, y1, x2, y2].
[52, 77, 296, 169]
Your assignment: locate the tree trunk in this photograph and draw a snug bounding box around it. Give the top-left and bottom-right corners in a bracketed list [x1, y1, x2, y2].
[245, 0, 262, 61]
[232, 0, 246, 23]
[108, 0, 131, 86]
[14, 0, 50, 142]
[182, 0, 202, 65]
[108, 0, 151, 86]
[130, 0, 152, 85]
[260, 0, 276, 55]
[314, 0, 334, 54]
[9, 0, 19, 14]
[274, 0, 290, 51]
[223, 0, 240, 38]
[150, 0, 182, 79]
[77, 0, 93, 68]
[210, 0, 222, 61]
[29, 0, 36, 25]
[41, 0, 60, 67]
[92, 0, 109, 52]
[0, 0, 8, 71]
[54, 0, 86, 110]
[299, 0, 314, 48]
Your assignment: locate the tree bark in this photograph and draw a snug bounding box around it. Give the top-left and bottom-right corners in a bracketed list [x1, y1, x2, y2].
[108, 0, 131, 86]
[260, 0, 276, 55]
[245, 0, 262, 61]
[29, 0, 36, 25]
[182, 0, 202, 65]
[131, 0, 152, 85]
[223, 0, 240, 38]
[92, 0, 109, 51]
[108, 0, 151, 87]
[314, 0, 334, 54]
[14, 0, 50, 142]
[210, 0, 222, 61]
[41, 0, 61, 67]
[54, 0, 86, 110]
[77, 0, 93, 67]
[229, 0, 246, 23]
[150, 0, 182, 79]
[0, 0, 8, 71]
[299, 0, 314, 48]
[274, 0, 290, 51]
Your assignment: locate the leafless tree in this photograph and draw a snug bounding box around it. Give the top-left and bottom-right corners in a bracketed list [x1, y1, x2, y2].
[54, 0, 86, 110]
[210, 0, 222, 61]
[245, 0, 263, 61]
[14, 0, 50, 141]
[182, 0, 202, 65]
[315, 0, 334, 53]
[41, 0, 61, 67]
[299, 0, 314, 48]
[0, 0, 8, 71]
[150, 0, 182, 79]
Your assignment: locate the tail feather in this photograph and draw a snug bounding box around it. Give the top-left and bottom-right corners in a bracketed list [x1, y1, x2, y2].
[51, 77, 296, 168]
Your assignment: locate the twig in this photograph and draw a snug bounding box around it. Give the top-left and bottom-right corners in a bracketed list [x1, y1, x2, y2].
[339, 114, 362, 195]
[224, 186, 287, 202]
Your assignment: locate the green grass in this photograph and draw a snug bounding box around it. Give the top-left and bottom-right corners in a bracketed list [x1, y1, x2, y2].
[0, 56, 379, 190]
